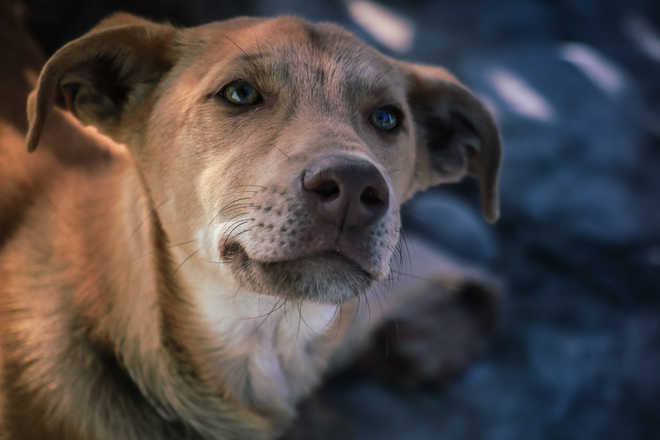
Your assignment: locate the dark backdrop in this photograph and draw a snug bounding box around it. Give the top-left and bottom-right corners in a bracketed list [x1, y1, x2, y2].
[20, 1, 660, 438]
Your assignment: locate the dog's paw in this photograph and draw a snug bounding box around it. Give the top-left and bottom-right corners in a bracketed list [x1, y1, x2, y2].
[354, 278, 499, 388]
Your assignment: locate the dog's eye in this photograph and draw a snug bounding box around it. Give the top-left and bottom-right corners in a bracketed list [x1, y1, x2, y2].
[220, 80, 262, 105]
[370, 107, 399, 131]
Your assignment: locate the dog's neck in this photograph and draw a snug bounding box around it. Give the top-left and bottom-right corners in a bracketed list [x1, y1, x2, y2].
[84, 155, 278, 438]
[26, 142, 281, 437]
[23, 119, 343, 437]
[5, 128, 345, 437]
[171, 248, 341, 417]
[115, 167, 344, 435]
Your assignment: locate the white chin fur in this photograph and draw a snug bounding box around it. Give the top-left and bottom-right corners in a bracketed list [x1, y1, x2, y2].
[186, 224, 339, 339]
[170, 224, 339, 412]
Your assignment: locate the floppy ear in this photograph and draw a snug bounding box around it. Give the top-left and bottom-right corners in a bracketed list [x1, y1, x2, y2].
[402, 63, 502, 223]
[26, 13, 177, 153]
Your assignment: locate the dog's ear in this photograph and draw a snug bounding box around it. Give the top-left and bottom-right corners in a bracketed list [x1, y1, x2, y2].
[402, 63, 501, 223]
[26, 13, 177, 153]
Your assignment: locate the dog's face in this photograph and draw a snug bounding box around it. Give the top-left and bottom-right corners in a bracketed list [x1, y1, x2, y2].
[26, 14, 500, 304]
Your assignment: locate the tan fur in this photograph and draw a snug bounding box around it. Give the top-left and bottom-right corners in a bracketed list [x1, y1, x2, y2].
[1, 11, 501, 439]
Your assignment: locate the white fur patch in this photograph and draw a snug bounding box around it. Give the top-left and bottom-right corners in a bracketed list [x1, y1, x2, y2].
[173, 228, 338, 411]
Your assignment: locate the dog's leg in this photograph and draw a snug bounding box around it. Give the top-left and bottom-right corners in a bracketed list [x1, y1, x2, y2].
[330, 233, 499, 387]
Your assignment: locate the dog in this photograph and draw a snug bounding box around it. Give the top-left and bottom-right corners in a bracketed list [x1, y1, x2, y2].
[0, 10, 501, 440]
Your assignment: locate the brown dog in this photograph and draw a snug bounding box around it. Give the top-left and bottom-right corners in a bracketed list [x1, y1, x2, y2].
[0, 11, 501, 440]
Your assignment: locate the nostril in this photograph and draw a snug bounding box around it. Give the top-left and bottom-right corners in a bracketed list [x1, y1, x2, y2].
[360, 186, 384, 207]
[301, 155, 390, 228]
[314, 180, 341, 202]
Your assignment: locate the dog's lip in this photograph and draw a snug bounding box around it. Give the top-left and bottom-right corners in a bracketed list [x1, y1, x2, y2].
[221, 241, 375, 279]
[265, 250, 373, 279]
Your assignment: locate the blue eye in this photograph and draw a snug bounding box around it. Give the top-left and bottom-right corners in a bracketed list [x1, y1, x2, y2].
[220, 80, 261, 105]
[370, 107, 399, 131]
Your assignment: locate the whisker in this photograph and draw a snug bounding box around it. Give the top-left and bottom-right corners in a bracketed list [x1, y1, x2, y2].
[174, 248, 200, 274]
[389, 269, 434, 282]
[223, 33, 261, 74]
[221, 220, 250, 248]
[297, 302, 316, 334]
[129, 196, 172, 240]
[296, 300, 304, 340]
[166, 238, 198, 249]
[227, 228, 252, 241]
[219, 210, 252, 222]
[362, 288, 373, 323]
[254, 297, 289, 329]
[219, 197, 254, 214]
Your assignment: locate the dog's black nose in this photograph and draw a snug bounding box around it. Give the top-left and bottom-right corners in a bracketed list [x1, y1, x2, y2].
[302, 155, 389, 229]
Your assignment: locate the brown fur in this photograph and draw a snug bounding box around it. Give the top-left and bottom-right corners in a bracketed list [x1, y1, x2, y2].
[1, 11, 501, 439]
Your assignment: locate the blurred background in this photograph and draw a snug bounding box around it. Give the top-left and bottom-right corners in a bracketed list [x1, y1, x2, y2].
[18, 0, 660, 438]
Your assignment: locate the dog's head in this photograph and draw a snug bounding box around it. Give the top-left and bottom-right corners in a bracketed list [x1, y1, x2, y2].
[26, 14, 500, 304]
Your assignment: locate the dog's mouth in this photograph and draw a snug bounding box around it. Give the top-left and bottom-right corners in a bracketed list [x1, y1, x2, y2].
[221, 242, 376, 303]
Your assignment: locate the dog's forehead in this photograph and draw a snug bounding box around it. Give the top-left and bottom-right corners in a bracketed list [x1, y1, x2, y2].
[192, 16, 403, 91]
